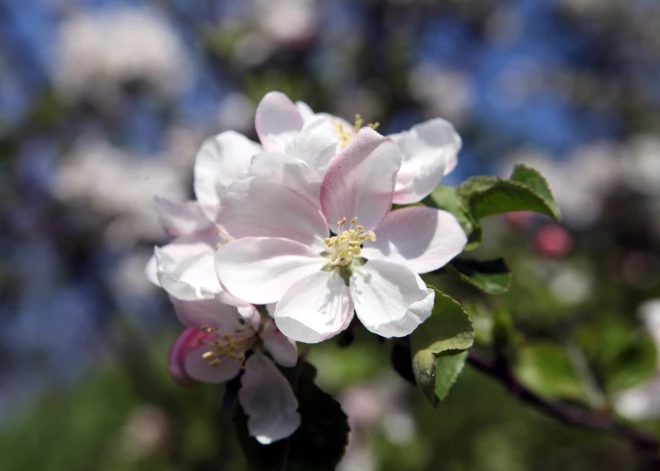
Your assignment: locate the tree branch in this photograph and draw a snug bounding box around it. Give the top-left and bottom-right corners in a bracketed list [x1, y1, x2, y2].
[467, 349, 660, 457]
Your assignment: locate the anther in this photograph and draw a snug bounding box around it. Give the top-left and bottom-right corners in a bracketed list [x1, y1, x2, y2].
[351, 217, 358, 224]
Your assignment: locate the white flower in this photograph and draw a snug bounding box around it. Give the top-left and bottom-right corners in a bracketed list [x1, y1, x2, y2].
[214, 128, 467, 343]
[167, 295, 300, 444]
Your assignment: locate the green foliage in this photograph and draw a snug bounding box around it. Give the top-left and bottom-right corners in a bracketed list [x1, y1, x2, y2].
[434, 351, 469, 400]
[425, 185, 482, 250]
[411, 290, 475, 406]
[457, 165, 561, 222]
[235, 362, 349, 471]
[515, 342, 586, 401]
[450, 258, 512, 294]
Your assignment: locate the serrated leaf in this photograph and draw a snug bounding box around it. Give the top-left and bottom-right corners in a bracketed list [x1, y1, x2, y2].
[449, 258, 512, 294]
[411, 290, 474, 406]
[435, 351, 468, 400]
[235, 362, 349, 471]
[424, 185, 482, 250]
[457, 165, 561, 221]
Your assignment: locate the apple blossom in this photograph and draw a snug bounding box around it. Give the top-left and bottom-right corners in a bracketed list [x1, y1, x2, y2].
[214, 127, 467, 343]
[167, 294, 301, 444]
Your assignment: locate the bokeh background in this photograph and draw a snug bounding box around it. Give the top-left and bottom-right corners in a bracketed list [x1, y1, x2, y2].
[2, 0, 660, 469]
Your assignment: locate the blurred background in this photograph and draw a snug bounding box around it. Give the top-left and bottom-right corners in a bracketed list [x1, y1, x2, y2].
[1, 0, 660, 469]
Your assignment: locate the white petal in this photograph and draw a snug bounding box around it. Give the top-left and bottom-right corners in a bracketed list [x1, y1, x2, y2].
[184, 345, 242, 383]
[218, 176, 328, 247]
[215, 237, 327, 305]
[193, 131, 262, 207]
[261, 319, 298, 367]
[255, 92, 305, 152]
[285, 116, 338, 174]
[296, 100, 315, 121]
[239, 352, 301, 444]
[154, 196, 214, 236]
[362, 207, 467, 274]
[170, 296, 259, 333]
[320, 128, 401, 231]
[274, 270, 354, 344]
[350, 259, 432, 337]
[249, 153, 322, 206]
[391, 118, 462, 204]
[155, 229, 220, 300]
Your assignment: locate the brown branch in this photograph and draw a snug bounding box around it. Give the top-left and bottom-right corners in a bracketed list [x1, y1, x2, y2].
[467, 349, 660, 457]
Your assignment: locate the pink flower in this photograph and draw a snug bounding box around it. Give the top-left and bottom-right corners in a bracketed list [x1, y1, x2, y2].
[214, 128, 467, 343]
[167, 294, 301, 444]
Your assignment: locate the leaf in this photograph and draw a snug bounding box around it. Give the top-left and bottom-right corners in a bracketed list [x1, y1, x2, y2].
[434, 351, 468, 400]
[235, 362, 349, 471]
[424, 185, 482, 250]
[457, 165, 561, 222]
[411, 290, 474, 406]
[515, 343, 585, 401]
[449, 258, 512, 294]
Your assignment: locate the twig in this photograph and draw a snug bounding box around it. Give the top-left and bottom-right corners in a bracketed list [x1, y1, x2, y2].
[467, 349, 660, 455]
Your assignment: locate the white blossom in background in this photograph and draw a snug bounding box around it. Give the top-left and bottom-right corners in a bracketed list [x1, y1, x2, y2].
[408, 63, 473, 125]
[51, 138, 187, 246]
[615, 299, 660, 420]
[217, 92, 256, 134]
[253, 0, 318, 46]
[621, 135, 660, 197]
[339, 375, 416, 471]
[54, 7, 190, 106]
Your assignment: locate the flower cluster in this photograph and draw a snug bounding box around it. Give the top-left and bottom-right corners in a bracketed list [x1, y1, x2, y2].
[147, 91, 467, 443]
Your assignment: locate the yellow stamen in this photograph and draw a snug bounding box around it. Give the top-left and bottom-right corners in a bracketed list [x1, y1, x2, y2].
[324, 216, 376, 267]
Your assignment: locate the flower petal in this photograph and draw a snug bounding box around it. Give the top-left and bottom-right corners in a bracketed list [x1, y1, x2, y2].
[145, 252, 160, 287]
[274, 270, 354, 343]
[350, 259, 432, 337]
[218, 176, 328, 247]
[154, 196, 214, 236]
[261, 319, 298, 367]
[155, 229, 220, 300]
[255, 92, 305, 152]
[320, 127, 401, 231]
[170, 296, 260, 333]
[249, 153, 322, 207]
[285, 116, 338, 174]
[361, 207, 467, 274]
[193, 131, 261, 207]
[168, 327, 205, 387]
[215, 237, 327, 305]
[184, 344, 242, 384]
[390, 118, 461, 204]
[239, 351, 301, 444]
[296, 100, 315, 121]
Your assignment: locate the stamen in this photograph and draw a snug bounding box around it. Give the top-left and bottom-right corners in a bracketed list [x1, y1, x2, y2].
[324, 216, 375, 267]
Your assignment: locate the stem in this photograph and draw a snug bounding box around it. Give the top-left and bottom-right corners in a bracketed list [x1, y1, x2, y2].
[467, 349, 660, 457]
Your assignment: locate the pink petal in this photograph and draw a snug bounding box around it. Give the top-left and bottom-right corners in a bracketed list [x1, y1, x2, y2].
[284, 116, 338, 174]
[167, 327, 211, 387]
[193, 131, 262, 207]
[274, 270, 354, 344]
[361, 207, 467, 274]
[261, 319, 298, 367]
[170, 296, 260, 333]
[390, 118, 461, 204]
[349, 259, 432, 337]
[154, 196, 214, 237]
[255, 92, 305, 152]
[249, 152, 321, 204]
[320, 127, 401, 231]
[295, 100, 315, 121]
[239, 352, 301, 444]
[218, 176, 327, 247]
[215, 237, 327, 305]
[184, 345, 242, 384]
[154, 228, 221, 301]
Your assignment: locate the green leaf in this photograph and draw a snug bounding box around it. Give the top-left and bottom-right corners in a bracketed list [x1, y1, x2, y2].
[434, 351, 468, 400]
[515, 343, 585, 401]
[235, 362, 349, 471]
[411, 290, 474, 406]
[457, 165, 561, 221]
[424, 185, 482, 250]
[449, 258, 512, 294]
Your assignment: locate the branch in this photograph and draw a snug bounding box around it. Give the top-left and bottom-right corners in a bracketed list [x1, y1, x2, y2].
[467, 349, 660, 456]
